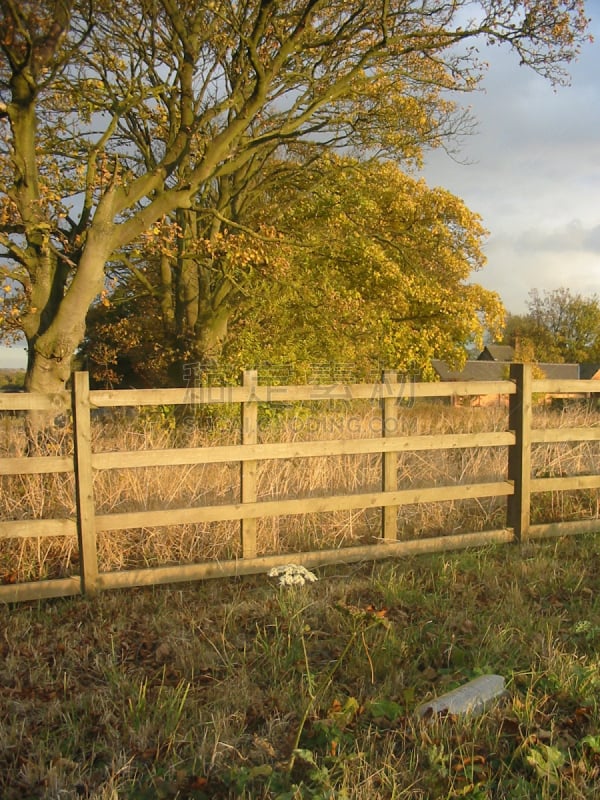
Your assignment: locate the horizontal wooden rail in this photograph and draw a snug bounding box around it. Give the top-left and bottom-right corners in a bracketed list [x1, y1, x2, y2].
[532, 475, 600, 493]
[96, 529, 515, 591]
[531, 427, 600, 443]
[94, 482, 515, 532]
[529, 519, 600, 539]
[89, 378, 518, 408]
[533, 379, 600, 394]
[0, 576, 81, 602]
[0, 392, 69, 411]
[0, 455, 73, 475]
[1, 365, 600, 602]
[92, 431, 515, 470]
[0, 518, 77, 539]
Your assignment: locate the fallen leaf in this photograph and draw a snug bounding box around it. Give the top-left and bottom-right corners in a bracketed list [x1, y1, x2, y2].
[365, 604, 389, 618]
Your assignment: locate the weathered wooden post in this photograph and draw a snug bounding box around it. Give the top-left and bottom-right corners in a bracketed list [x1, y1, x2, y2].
[72, 371, 99, 594]
[507, 363, 532, 542]
[240, 370, 258, 559]
[382, 370, 399, 541]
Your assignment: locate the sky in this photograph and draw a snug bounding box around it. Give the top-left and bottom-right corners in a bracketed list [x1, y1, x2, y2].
[421, 0, 600, 316]
[2, 2, 600, 370]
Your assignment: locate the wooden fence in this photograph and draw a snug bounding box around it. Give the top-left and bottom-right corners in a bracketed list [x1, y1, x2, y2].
[1, 364, 600, 603]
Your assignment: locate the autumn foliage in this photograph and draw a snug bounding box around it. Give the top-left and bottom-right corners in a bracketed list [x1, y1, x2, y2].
[0, 0, 591, 392]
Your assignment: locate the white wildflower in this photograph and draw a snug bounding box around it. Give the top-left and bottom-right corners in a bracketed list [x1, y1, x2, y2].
[268, 564, 318, 587]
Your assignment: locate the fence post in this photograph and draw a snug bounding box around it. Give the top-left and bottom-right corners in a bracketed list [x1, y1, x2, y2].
[382, 371, 399, 541]
[240, 370, 258, 559]
[72, 371, 99, 595]
[507, 362, 532, 542]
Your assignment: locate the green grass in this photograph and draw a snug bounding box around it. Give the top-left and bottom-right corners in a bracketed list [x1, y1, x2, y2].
[2, 535, 600, 798]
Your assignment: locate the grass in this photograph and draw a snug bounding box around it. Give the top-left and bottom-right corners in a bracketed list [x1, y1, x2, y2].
[2, 536, 600, 798]
[2, 401, 600, 797]
[2, 400, 600, 581]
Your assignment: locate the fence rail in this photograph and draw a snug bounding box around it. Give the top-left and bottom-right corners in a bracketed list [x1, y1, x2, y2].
[1, 364, 600, 603]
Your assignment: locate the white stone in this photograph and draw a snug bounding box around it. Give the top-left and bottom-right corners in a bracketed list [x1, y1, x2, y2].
[416, 674, 507, 718]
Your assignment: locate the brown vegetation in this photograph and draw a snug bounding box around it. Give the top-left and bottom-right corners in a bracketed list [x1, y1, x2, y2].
[2, 402, 599, 584]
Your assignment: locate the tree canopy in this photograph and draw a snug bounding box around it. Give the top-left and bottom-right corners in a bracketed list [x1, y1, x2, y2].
[0, 0, 591, 395]
[503, 288, 600, 364]
[225, 157, 504, 379]
[83, 157, 504, 386]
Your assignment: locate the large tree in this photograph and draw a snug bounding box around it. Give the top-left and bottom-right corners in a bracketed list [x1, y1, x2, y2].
[0, 0, 590, 400]
[225, 157, 504, 378]
[83, 157, 504, 385]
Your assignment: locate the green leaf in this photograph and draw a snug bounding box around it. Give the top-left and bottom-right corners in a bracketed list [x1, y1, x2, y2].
[581, 735, 600, 754]
[249, 764, 273, 779]
[525, 744, 565, 784]
[292, 748, 317, 765]
[366, 698, 403, 721]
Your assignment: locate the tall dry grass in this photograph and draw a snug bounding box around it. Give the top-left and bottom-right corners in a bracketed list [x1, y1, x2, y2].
[1, 400, 600, 582]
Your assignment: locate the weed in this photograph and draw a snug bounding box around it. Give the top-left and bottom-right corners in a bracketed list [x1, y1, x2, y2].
[2, 538, 600, 796]
[2, 404, 600, 796]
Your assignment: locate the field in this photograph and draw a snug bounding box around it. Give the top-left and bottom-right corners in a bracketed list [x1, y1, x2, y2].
[2, 538, 600, 799]
[2, 400, 600, 583]
[1, 403, 600, 798]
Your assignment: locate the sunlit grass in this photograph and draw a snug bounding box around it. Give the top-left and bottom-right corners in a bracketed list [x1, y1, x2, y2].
[2, 537, 600, 797]
[2, 401, 600, 583]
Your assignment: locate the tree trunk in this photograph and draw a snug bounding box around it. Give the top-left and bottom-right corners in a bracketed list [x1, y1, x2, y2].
[23, 234, 109, 441]
[168, 306, 232, 386]
[23, 347, 74, 452]
[195, 304, 231, 362]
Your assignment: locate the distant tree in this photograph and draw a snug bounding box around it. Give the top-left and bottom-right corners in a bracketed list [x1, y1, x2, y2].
[0, 367, 24, 389]
[503, 288, 600, 363]
[502, 313, 552, 362]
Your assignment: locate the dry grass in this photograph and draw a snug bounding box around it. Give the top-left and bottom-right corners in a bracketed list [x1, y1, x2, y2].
[2, 538, 600, 798]
[1, 401, 600, 582]
[2, 401, 600, 797]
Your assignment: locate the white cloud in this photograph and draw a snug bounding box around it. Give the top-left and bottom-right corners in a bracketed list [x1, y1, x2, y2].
[511, 220, 600, 254]
[421, 6, 600, 314]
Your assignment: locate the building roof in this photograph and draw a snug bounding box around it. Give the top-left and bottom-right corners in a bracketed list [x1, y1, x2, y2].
[536, 363, 579, 380]
[431, 360, 508, 382]
[477, 345, 515, 362]
[432, 359, 580, 382]
[579, 364, 600, 380]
